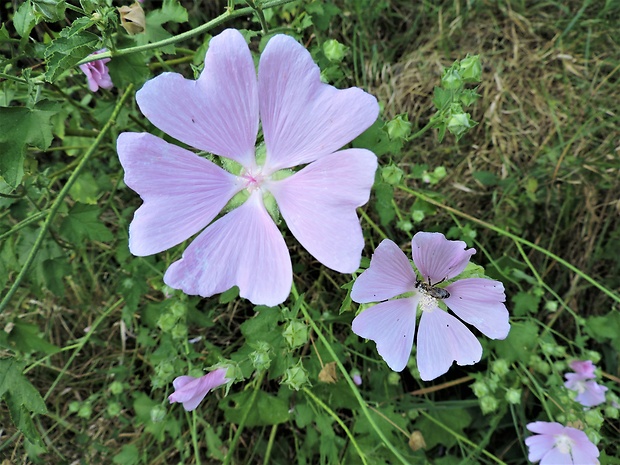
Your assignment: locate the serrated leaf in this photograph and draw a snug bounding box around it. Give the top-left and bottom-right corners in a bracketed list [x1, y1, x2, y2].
[60, 16, 95, 38]
[32, 0, 67, 22]
[44, 32, 99, 83]
[0, 358, 47, 446]
[59, 203, 113, 243]
[0, 102, 59, 187]
[13, 1, 38, 37]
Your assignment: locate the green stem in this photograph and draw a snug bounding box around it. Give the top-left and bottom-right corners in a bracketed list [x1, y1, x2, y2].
[76, 0, 296, 66]
[302, 387, 368, 465]
[397, 185, 620, 304]
[0, 210, 49, 242]
[223, 371, 266, 465]
[407, 119, 434, 141]
[294, 287, 410, 465]
[418, 410, 506, 464]
[263, 424, 278, 465]
[0, 85, 134, 314]
[191, 410, 203, 465]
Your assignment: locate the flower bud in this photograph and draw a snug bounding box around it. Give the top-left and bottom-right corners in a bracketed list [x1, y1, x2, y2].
[381, 165, 404, 185]
[150, 405, 166, 423]
[387, 372, 400, 385]
[471, 380, 489, 398]
[249, 342, 272, 371]
[505, 388, 522, 405]
[109, 381, 124, 395]
[480, 396, 499, 414]
[283, 320, 309, 349]
[118, 2, 146, 35]
[282, 362, 310, 391]
[459, 55, 482, 82]
[323, 39, 348, 62]
[446, 111, 475, 138]
[441, 68, 463, 90]
[584, 409, 604, 429]
[491, 359, 510, 377]
[386, 115, 412, 140]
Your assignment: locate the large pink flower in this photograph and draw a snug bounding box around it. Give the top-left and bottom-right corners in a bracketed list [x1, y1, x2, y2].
[525, 421, 599, 465]
[117, 29, 379, 306]
[350, 232, 510, 381]
[564, 360, 608, 407]
[169, 368, 230, 411]
[79, 49, 113, 92]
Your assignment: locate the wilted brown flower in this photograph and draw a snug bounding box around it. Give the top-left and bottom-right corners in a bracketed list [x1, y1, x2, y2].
[118, 2, 145, 35]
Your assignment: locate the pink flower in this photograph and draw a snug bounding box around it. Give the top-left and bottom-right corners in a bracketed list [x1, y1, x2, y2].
[525, 421, 599, 465]
[79, 49, 113, 92]
[168, 368, 230, 411]
[117, 29, 378, 306]
[564, 360, 607, 407]
[350, 232, 510, 381]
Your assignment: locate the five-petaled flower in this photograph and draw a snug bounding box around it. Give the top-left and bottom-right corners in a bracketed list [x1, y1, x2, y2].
[564, 360, 608, 408]
[350, 232, 510, 381]
[168, 368, 230, 411]
[117, 29, 379, 306]
[79, 49, 113, 92]
[525, 421, 599, 465]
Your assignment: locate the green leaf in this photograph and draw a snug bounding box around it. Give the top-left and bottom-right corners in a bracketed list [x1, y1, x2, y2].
[220, 390, 290, 426]
[113, 445, 140, 465]
[416, 408, 472, 449]
[32, 0, 67, 22]
[59, 16, 95, 38]
[585, 310, 620, 351]
[511, 291, 542, 316]
[59, 203, 113, 243]
[13, 1, 38, 38]
[135, 0, 188, 54]
[0, 358, 47, 447]
[1, 322, 60, 354]
[0, 101, 59, 187]
[373, 181, 396, 227]
[493, 321, 539, 363]
[107, 52, 150, 88]
[44, 31, 99, 83]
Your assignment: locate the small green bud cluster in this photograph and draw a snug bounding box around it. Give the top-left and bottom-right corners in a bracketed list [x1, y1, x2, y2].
[282, 360, 310, 391]
[431, 55, 482, 141]
[283, 320, 309, 349]
[157, 301, 188, 340]
[249, 341, 273, 372]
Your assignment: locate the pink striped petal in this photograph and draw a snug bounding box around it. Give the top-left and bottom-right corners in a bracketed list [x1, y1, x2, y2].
[268, 149, 377, 273]
[411, 232, 475, 284]
[169, 369, 229, 411]
[136, 29, 258, 166]
[524, 434, 557, 463]
[416, 309, 482, 381]
[539, 448, 570, 465]
[565, 429, 600, 463]
[444, 278, 510, 339]
[351, 297, 419, 372]
[117, 132, 241, 256]
[164, 192, 292, 306]
[350, 239, 417, 303]
[258, 34, 379, 172]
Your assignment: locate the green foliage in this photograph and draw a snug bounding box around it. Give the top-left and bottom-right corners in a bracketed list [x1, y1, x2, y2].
[0, 358, 47, 446]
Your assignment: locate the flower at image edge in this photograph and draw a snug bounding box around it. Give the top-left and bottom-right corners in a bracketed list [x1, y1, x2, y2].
[168, 368, 230, 412]
[525, 421, 599, 465]
[79, 49, 113, 92]
[350, 232, 510, 381]
[117, 29, 379, 306]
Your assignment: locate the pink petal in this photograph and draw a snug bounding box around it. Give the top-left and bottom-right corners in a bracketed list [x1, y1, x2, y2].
[416, 309, 482, 381]
[169, 369, 230, 412]
[258, 34, 379, 172]
[575, 381, 607, 407]
[444, 278, 510, 339]
[117, 132, 241, 256]
[267, 149, 377, 273]
[539, 447, 571, 465]
[527, 422, 566, 436]
[411, 232, 475, 284]
[569, 360, 596, 378]
[163, 192, 292, 306]
[350, 239, 417, 303]
[525, 434, 557, 462]
[351, 297, 419, 372]
[565, 428, 599, 463]
[136, 29, 258, 167]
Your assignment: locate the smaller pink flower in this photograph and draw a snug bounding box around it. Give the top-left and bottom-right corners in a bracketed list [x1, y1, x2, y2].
[525, 421, 599, 465]
[564, 360, 607, 407]
[79, 49, 113, 92]
[168, 368, 229, 411]
[352, 373, 362, 386]
[350, 232, 510, 381]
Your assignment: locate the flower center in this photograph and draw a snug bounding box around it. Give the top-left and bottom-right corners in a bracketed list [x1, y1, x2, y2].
[241, 168, 266, 193]
[573, 379, 587, 394]
[553, 434, 574, 455]
[418, 293, 439, 313]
